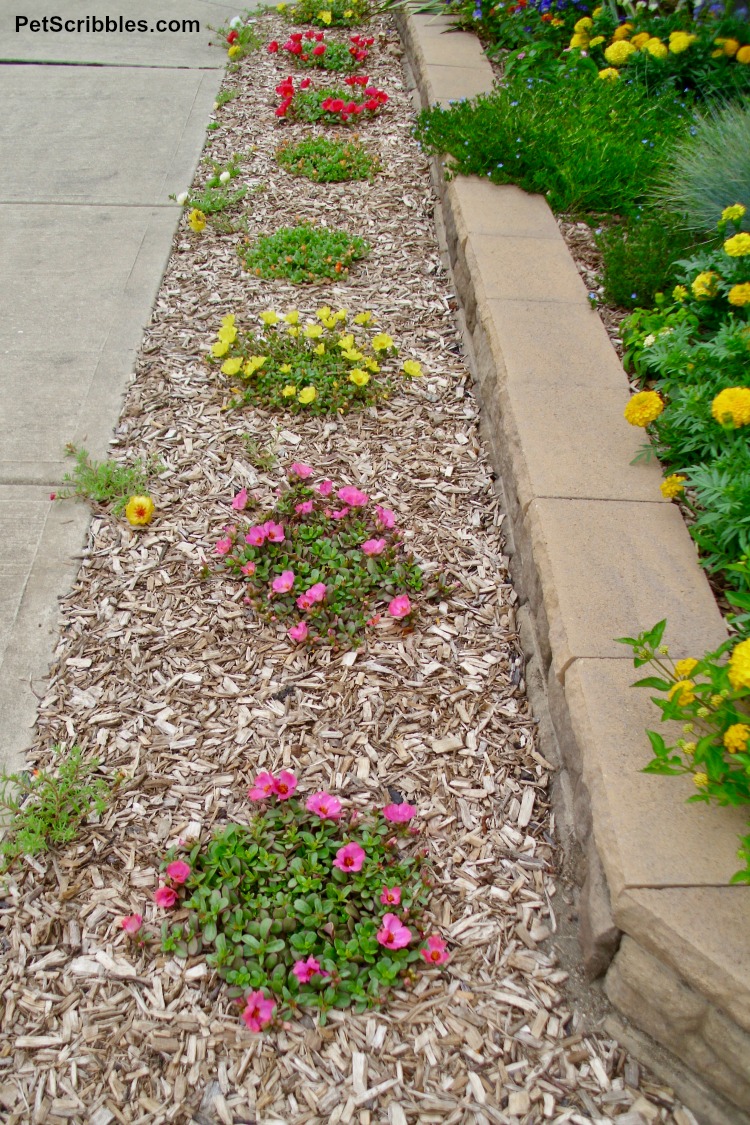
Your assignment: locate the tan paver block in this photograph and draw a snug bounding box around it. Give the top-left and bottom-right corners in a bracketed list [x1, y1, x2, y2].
[564, 659, 744, 899]
[422, 65, 495, 108]
[408, 13, 460, 38]
[445, 179, 561, 250]
[616, 888, 750, 1036]
[464, 233, 591, 305]
[522, 497, 728, 679]
[413, 28, 494, 69]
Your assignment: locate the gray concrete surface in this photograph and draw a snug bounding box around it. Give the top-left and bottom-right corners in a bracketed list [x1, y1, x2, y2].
[0, 0, 240, 772]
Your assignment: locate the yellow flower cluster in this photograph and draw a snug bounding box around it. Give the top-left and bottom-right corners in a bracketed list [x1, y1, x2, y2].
[674, 657, 698, 679]
[624, 390, 664, 427]
[711, 387, 750, 427]
[729, 639, 750, 692]
[724, 723, 750, 754]
[669, 680, 696, 705]
[668, 30, 696, 54]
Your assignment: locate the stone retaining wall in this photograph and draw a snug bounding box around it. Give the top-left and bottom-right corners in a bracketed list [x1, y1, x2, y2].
[397, 11, 750, 1121]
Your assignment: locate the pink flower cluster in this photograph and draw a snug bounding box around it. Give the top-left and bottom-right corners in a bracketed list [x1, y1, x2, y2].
[293, 955, 328, 983]
[242, 990, 275, 1032]
[248, 769, 298, 801]
[274, 75, 310, 116]
[348, 33, 374, 61]
[246, 520, 285, 546]
[154, 859, 192, 910]
[279, 29, 325, 62]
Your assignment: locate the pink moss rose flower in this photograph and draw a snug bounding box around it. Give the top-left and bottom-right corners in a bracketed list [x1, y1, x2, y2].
[382, 802, 417, 823]
[263, 521, 285, 543]
[296, 592, 314, 611]
[288, 621, 309, 642]
[154, 885, 178, 909]
[362, 538, 386, 556]
[292, 956, 322, 983]
[377, 913, 412, 949]
[121, 914, 143, 934]
[306, 792, 342, 819]
[337, 486, 369, 507]
[272, 570, 295, 594]
[295, 500, 314, 515]
[380, 885, 401, 906]
[421, 935, 450, 965]
[215, 537, 233, 556]
[245, 526, 267, 547]
[307, 582, 327, 603]
[241, 561, 256, 577]
[374, 505, 396, 529]
[248, 770, 277, 801]
[166, 860, 191, 885]
[232, 488, 248, 511]
[331, 507, 350, 520]
[273, 770, 297, 799]
[241, 990, 275, 1032]
[388, 594, 412, 619]
[290, 462, 313, 478]
[317, 479, 333, 496]
[333, 842, 366, 873]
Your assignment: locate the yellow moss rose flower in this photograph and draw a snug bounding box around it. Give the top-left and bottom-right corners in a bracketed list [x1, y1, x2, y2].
[372, 333, 394, 351]
[228, 44, 241, 58]
[644, 37, 668, 58]
[304, 323, 324, 339]
[354, 311, 374, 326]
[729, 283, 750, 307]
[660, 474, 686, 499]
[349, 368, 370, 386]
[260, 310, 280, 326]
[722, 203, 747, 223]
[724, 724, 750, 754]
[674, 658, 698, 679]
[728, 639, 750, 691]
[221, 357, 244, 376]
[284, 310, 300, 325]
[724, 233, 750, 257]
[691, 270, 719, 299]
[318, 9, 332, 23]
[314, 343, 326, 355]
[669, 680, 696, 705]
[402, 360, 423, 378]
[125, 495, 155, 527]
[298, 385, 317, 404]
[211, 341, 230, 358]
[282, 384, 297, 397]
[244, 356, 267, 377]
[188, 208, 206, 232]
[711, 387, 750, 427]
[624, 390, 664, 427]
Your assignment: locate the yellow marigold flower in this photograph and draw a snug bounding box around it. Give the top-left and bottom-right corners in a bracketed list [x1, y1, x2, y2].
[669, 31, 696, 53]
[125, 495, 155, 527]
[711, 695, 724, 708]
[402, 360, 423, 378]
[598, 67, 619, 80]
[660, 474, 686, 499]
[673, 284, 688, 302]
[304, 323, 324, 338]
[344, 8, 353, 16]
[337, 333, 355, 350]
[644, 37, 668, 58]
[188, 208, 206, 232]
[737, 45, 750, 64]
[372, 333, 394, 351]
[612, 22, 633, 40]
[722, 203, 747, 223]
[674, 658, 698, 679]
[724, 724, 750, 754]
[282, 384, 297, 397]
[298, 385, 317, 404]
[221, 357, 244, 376]
[574, 16, 593, 31]
[284, 310, 300, 325]
[228, 44, 241, 57]
[349, 368, 370, 386]
[354, 311, 374, 326]
[691, 270, 719, 300]
[314, 344, 326, 355]
[211, 341, 230, 358]
[244, 356, 267, 376]
[729, 283, 750, 307]
[570, 32, 589, 48]
[318, 9, 332, 23]
[624, 390, 664, 427]
[668, 679, 695, 705]
[728, 639, 750, 691]
[590, 35, 605, 46]
[260, 310, 280, 325]
[715, 36, 739, 56]
[712, 387, 750, 427]
[693, 772, 708, 788]
[724, 233, 750, 257]
[632, 31, 650, 48]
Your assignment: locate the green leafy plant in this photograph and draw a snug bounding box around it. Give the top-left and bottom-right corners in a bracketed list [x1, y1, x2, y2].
[218, 18, 263, 59]
[617, 620, 750, 883]
[415, 68, 691, 216]
[276, 134, 380, 182]
[215, 87, 240, 109]
[0, 746, 112, 871]
[239, 222, 369, 283]
[153, 770, 449, 1026]
[279, 0, 371, 28]
[595, 207, 702, 309]
[215, 463, 435, 647]
[242, 431, 279, 471]
[58, 445, 155, 515]
[654, 100, 750, 234]
[209, 306, 407, 415]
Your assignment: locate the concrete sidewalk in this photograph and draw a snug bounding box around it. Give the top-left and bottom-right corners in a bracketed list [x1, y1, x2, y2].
[0, 0, 240, 773]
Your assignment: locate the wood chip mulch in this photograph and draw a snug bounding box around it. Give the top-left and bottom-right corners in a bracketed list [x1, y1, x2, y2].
[0, 15, 696, 1125]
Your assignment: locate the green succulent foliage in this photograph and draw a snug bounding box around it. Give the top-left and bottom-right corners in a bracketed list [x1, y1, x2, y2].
[276, 135, 380, 182]
[160, 797, 434, 1016]
[0, 746, 111, 871]
[239, 223, 369, 283]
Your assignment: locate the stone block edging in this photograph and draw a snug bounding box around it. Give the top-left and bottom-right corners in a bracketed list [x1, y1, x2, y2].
[397, 10, 750, 1119]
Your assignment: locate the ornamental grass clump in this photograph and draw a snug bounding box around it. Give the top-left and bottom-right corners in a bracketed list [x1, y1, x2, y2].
[209, 307, 403, 414]
[618, 620, 750, 883]
[239, 222, 369, 283]
[274, 74, 388, 123]
[150, 771, 448, 1027]
[276, 134, 380, 182]
[214, 463, 430, 648]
